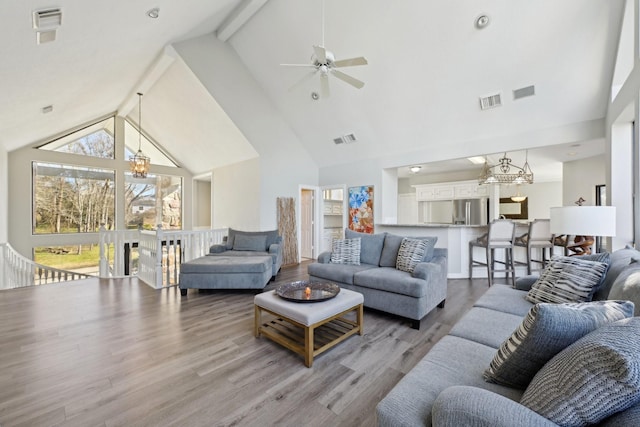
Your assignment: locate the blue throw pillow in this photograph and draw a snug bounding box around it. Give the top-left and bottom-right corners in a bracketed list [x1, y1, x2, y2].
[484, 300, 634, 389]
[233, 234, 267, 251]
[345, 229, 385, 265]
[521, 317, 640, 426]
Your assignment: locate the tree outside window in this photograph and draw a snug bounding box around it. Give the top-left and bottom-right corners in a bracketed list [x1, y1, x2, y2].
[125, 173, 182, 230]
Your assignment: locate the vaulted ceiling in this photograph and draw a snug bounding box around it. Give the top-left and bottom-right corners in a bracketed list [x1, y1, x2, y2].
[0, 0, 625, 178]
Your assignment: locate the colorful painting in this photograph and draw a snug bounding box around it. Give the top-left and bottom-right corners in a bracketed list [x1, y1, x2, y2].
[348, 185, 374, 234]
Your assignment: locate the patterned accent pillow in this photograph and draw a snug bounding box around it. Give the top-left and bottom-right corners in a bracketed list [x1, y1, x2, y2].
[484, 300, 634, 389]
[396, 238, 428, 273]
[330, 238, 361, 265]
[521, 317, 640, 426]
[526, 256, 608, 304]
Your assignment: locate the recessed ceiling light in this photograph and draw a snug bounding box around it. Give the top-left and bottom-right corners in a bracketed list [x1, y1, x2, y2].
[475, 14, 490, 29]
[409, 165, 422, 173]
[311, 92, 319, 100]
[467, 156, 486, 165]
[146, 8, 160, 19]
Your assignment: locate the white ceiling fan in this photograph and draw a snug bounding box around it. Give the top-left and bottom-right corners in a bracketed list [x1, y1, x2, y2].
[281, 0, 368, 98]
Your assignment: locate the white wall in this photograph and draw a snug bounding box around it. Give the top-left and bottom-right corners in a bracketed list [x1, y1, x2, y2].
[193, 179, 211, 228]
[212, 158, 261, 230]
[0, 145, 7, 243]
[174, 34, 318, 231]
[562, 155, 606, 206]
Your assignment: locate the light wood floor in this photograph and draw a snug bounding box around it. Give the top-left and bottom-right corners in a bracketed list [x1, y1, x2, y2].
[0, 261, 491, 427]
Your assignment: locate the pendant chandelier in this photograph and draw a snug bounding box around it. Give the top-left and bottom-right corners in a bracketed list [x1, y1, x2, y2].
[129, 92, 151, 178]
[478, 150, 533, 185]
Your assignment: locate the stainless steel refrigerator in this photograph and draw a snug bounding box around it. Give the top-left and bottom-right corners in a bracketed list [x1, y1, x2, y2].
[452, 198, 488, 225]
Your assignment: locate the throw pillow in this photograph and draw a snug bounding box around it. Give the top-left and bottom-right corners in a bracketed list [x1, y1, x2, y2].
[345, 229, 385, 265]
[330, 238, 361, 265]
[521, 317, 640, 426]
[483, 300, 634, 389]
[594, 245, 640, 300]
[396, 238, 428, 273]
[526, 256, 608, 304]
[608, 259, 640, 316]
[233, 234, 267, 252]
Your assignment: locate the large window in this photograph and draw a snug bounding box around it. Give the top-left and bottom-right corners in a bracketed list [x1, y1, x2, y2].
[33, 162, 115, 234]
[125, 173, 182, 230]
[38, 116, 115, 159]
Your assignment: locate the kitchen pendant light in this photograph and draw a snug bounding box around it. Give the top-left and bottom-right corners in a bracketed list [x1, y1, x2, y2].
[511, 184, 527, 202]
[478, 150, 534, 185]
[129, 92, 150, 178]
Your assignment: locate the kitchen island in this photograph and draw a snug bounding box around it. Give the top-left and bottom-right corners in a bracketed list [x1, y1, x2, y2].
[376, 223, 528, 279]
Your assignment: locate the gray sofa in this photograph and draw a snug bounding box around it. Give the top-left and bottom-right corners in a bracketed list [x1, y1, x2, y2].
[376, 246, 640, 426]
[307, 229, 448, 329]
[209, 228, 283, 279]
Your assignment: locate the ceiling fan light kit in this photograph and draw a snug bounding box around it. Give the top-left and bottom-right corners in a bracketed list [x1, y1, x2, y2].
[281, 0, 367, 98]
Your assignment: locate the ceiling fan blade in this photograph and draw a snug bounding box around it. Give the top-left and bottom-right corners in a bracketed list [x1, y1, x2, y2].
[281, 63, 317, 68]
[320, 74, 330, 98]
[334, 56, 368, 68]
[331, 69, 365, 89]
[313, 45, 327, 63]
[288, 70, 318, 92]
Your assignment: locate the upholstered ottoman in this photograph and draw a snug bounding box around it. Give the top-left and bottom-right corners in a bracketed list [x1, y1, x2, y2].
[254, 288, 364, 367]
[179, 255, 272, 295]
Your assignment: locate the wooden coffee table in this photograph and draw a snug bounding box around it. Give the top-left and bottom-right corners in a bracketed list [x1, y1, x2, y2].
[254, 288, 364, 367]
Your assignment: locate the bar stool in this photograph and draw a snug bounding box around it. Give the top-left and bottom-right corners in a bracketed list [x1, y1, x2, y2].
[469, 219, 516, 286]
[514, 219, 554, 275]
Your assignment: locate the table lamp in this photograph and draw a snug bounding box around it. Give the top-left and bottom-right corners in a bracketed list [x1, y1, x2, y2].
[549, 206, 616, 254]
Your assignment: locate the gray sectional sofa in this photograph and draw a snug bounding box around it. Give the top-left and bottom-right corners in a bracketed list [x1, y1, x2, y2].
[376, 246, 640, 426]
[307, 229, 447, 329]
[209, 228, 283, 278]
[178, 229, 283, 295]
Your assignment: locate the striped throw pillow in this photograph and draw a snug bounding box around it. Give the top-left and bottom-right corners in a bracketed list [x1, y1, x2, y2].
[521, 317, 640, 426]
[484, 300, 634, 389]
[330, 238, 361, 265]
[396, 238, 428, 273]
[526, 256, 608, 304]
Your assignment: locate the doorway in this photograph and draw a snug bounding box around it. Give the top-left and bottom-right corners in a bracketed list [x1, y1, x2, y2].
[300, 189, 314, 259]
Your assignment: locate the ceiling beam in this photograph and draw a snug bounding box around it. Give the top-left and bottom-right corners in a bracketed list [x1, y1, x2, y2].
[216, 0, 269, 42]
[117, 45, 179, 117]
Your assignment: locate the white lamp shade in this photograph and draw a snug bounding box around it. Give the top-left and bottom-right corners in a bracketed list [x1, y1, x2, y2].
[549, 206, 616, 237]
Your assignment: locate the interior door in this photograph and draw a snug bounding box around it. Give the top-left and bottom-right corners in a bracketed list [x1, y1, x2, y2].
[301, 189, 314, 259]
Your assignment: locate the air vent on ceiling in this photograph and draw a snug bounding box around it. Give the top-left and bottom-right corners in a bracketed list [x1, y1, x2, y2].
[37, 30, 57, 44]
[479, 92, 502, 110]
[333, 133, 357, 145]
[513, 85, 536, 100]
[33, 9, 62, 29]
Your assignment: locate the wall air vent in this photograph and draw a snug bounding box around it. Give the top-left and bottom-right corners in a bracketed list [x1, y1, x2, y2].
[513, 85, 535, 100]
[343, 133, 357, 143]
[333, 133, 357, 145]
[479, 92, 502, 110]
[33, 9, 62, 29]
[37, 30, 57, 44]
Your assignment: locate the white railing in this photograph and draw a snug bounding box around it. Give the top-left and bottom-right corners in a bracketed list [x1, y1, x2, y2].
[98, 226, 227, 289]
[0, 242, 92, 290]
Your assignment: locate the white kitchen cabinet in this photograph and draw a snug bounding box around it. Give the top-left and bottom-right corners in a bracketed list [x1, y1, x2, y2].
[415, 180, 487, 201]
